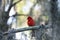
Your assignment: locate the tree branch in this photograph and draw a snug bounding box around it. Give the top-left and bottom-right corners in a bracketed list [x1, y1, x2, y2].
[7, 0, 22, 13]
[3, 25, 51, 35]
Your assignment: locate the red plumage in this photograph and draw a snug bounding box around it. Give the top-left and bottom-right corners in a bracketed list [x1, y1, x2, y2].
[27, 16, 35, 26]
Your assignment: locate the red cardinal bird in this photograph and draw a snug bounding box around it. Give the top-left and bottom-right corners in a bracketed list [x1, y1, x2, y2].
[27, 16, 35, 26]
[27, 16, 35, 37]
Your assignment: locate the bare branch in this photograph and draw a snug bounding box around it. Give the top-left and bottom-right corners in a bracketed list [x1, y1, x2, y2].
[3, 25, 51, 35]
[7, 0, 22, 13]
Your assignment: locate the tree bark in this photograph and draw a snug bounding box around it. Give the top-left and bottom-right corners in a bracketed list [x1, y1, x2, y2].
[50, 0, 60, 40]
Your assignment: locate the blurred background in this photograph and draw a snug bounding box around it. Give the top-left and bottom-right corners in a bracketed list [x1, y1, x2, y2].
[0, 0, 60, 40]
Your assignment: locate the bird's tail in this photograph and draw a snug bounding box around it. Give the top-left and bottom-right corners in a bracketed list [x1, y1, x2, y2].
[31, 30, 35, 37]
